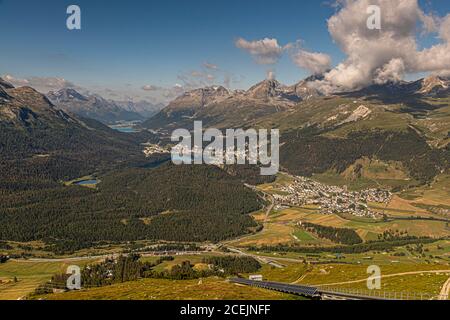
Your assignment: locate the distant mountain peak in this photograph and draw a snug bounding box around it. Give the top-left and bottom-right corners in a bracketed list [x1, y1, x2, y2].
[245, 77, 323, 102]
[9, 86, 55, 108]
[0, 85, 84, 130]
[303, 73, 327, 82]
[183, 85, 229, 98]
[48, 88, 88, 102]
[418, 75, 450, 95]
[0, 77, 15, 90]
[168, 85, 230, 111]
[246, 79, 282, 99]
[46, 88, 147, 124]
[289, 77, 323, 101]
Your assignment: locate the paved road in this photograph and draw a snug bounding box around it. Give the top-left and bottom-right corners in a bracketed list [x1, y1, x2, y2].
[244, 183, 274, 222]
[230, 278, 386, 300]
[227, 246, 285, 268]
[231, 278, 319, 297]
[10, 251, 211, 263]
[11, 255, 108, 263]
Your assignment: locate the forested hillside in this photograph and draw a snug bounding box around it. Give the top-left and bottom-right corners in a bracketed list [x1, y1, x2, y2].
[0, 82, 264, 250]
[0, 164, 263, 248]
[0, 84, 159, 182]
[280, 128, 449, 184]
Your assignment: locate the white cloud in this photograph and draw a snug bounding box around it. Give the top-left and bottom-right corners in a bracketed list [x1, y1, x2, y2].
[203, 62, 219, 70]
[236, 37, 332, 76]
[439, 14, 450, 42]
[142, 84, 163, 91]
[266, 70, 276, 80]
[374, 58, 405, 84]
[311, 0, 450, 92]
[3, 74, 76, 93]
[235, 37, 285, 65]
[291, 50, 332, 75]
[142, 83, 187, 100]
[162, 84, 186, 99]
[419, 11, 439, 34]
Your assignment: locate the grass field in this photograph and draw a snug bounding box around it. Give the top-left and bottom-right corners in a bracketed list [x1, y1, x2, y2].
[0, 259, 96, 300]
[230, 222, 296, 246]
[298, 261, 450, 299]
[331, 273, 450, 298]
[292, 229, 318, 242]
[141, 254, 214, 273]
[249, 239, 450, 265]
[257, 173, 295, 194]
[232, 201, 450, 246]
[312, 170, 414, 192]
[266, 208, 450, 241]
[37, 277, 302, 300]
[401, 174, 450, 208]
[298, 263, 449, 284]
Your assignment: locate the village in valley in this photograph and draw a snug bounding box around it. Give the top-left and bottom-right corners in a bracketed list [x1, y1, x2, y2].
[272, 176, 392, 218]
[141, 139, 393, 220]
[142, 143, 170, 157]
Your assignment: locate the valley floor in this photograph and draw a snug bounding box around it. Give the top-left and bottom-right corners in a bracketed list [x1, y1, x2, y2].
[1, 172, 449, 300]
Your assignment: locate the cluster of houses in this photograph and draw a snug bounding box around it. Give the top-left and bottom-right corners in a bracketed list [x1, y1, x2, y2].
[143, 141, 261, 165]
[142, 143, 169, 157]
[272, 176, 392, 218]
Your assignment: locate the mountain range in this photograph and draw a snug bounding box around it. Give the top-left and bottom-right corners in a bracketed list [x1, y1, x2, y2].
[2, 73, 450, 184]
[0, 77, 261, 246]
[47, 88, 163, 124]
[351, 76, 450, 99]
[0, 73, 449, 247]
[145, 75, 450, 131]
[144, 75, 450, 185]
[0, 78, 159, 182]
[143, 78, 323, 132]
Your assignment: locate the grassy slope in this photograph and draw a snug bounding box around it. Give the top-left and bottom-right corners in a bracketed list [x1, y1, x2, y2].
[38, 277, 302, 300]
[0, 259, 96, 300]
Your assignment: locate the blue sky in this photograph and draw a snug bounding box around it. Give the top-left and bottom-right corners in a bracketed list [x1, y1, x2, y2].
[0, 0, 449, 102]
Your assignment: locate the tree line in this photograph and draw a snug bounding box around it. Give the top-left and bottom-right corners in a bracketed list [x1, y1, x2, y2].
[301, 222, 363, 245]
[249, 237, 438, 255]
[33, 254, 262, 295]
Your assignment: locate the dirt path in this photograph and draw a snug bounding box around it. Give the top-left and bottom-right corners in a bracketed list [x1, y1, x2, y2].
[307, 270, 450, 287]
[264, 194, 275, 223]
[439, 276, 450, 300]
[292, 274, 308, 284]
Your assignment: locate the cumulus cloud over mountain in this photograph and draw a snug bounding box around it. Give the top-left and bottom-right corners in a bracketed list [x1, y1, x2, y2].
[313, 0, 450, 93]
[235, 37, 286, 65]
[234, 1, 450, 94]
[291, 50, 332, 75]
[3, 74, 77, 93]
[235, 36, 332, 76]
